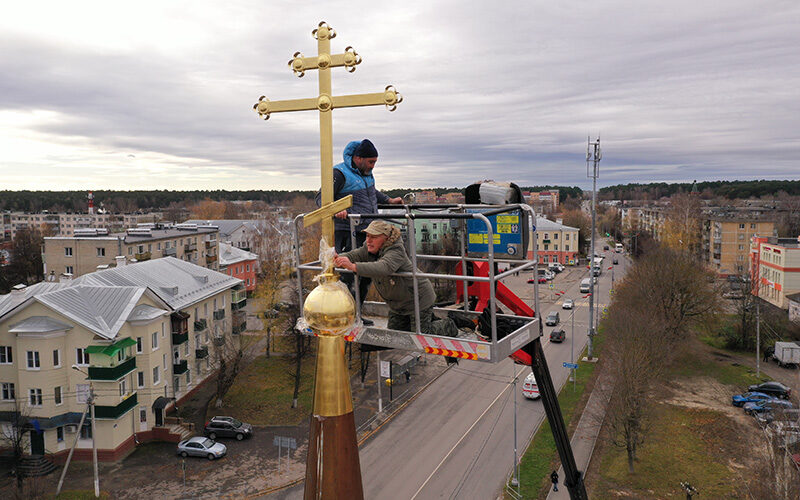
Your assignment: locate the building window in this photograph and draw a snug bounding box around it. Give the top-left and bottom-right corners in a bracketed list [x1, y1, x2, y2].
[137, 371, 145, 388]
[140, 408, 147, 424]
[1, 383, 15, 400]
[554, 244, 558, 250]
[152, 332, 158, 350]
[54, 386, 63, 405]
[739, 223, 745, 229]
[544, 244, 549, 251]
[186, 370, 191, 386]
[53, 349, 61, 368]
[65, 265, 74, 274]
[65, 247, 73, 256]
[26, 351, 40, 370]
[128, 247, 133, 255]
[246, 264, 250, 272]
[96, 247, 105, 257]
[57, 426, 64, 443]
[196, 360, 202, 376]
[0, 346, 11, 364]
[80, 424, 92, 440]
[136, 337, 143, 354]
[29, 388, 42, 406]
[162, 354, 167, 370]
[153, 367, 160, 385]
[119, 379, 127, 397]
[184, 342, 189, 356]
[554, 233, 559, 240]
[738, 245, 744, 250]
[565, 233, 570, 240]
[75, 348, 89, 366]
[565, 245, 570, 251]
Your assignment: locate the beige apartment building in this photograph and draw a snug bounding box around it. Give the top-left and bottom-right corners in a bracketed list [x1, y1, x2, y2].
[44, 223, 220, 279]
[701, 214, 776, 276]
[0, 257, 247, 463]
[528, 217, 580, 265]
[3, 211, 163, 239]
[750, 236, 800, 309]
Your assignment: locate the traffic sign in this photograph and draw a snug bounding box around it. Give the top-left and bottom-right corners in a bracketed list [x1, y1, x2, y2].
[563, 362, 579, 369]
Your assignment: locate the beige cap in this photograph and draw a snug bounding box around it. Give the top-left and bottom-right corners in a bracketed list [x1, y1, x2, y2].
[363, 220, 394, 237]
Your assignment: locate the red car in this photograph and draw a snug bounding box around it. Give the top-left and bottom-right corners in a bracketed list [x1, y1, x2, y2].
[527, 277, 548, 284]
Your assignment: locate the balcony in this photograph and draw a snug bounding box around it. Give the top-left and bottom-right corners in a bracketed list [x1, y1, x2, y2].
[195, 346, 209, 359]
[162, 247, 176, 257]
[172, 330, 189, 345]
[213, 309, 225, 320]
[173, 359, 188, 375]
[87, 356, 136, 381]
[231, 289, 247, 310]
[206, 254, 217, 264]
[134, 251, 151, 261]
[194, 319, 207, 332]
[184, 242, 197, 252]
[95, 392, 137, 420]
[205, 240, 216, 249]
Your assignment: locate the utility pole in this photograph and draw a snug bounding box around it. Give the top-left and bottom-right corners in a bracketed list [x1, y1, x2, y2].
[756, 299, 761, 378]
[586, 136, 601, 360]
[70, 365, 100, 498]
[510, 366, 520, 488]
[55, 403, 90, 496]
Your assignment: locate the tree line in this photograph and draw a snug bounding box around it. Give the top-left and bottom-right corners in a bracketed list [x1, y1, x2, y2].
[600, 179, 800, 200]
[1, 185, 584, 213]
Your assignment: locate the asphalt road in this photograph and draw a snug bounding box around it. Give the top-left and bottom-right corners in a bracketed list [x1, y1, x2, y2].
[276, 251, 630, 500]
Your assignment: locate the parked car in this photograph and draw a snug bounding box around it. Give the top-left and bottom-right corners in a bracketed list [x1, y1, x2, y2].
[545, 311, 560, 326]
[562, 298, 574, 309]
[549, 329, 566, 343]
[748, 381, 792, 400]
[612, 258, 618, 265]
[603, 245, 609, 251]
[522, 372, 540, 400]
[527, 277, 548, 284]
[731, 391, 775, 407]
[743, 399, 793, 416]
[204, 416, 254, 440]
[264, 302, 291, 318]
[177, 436, 227, 460]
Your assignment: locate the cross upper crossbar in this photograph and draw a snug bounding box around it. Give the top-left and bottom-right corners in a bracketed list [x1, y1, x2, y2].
[253, 21, 402, 252]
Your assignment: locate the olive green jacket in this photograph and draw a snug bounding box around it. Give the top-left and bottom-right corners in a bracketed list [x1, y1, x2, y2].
[341, 238, 436, 315]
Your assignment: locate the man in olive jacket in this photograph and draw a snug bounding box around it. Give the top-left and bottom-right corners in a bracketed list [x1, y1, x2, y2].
[334, 220, 436, 333]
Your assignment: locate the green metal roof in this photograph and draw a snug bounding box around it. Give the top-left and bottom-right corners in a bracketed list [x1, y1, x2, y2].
[84, 337, 137, 357]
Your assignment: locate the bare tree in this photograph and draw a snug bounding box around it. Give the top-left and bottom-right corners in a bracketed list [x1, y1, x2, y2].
[0, 398, 32, 490]
[746, 418, 800, 499]
[603, 306, 670, 472]
[210, 320, 247, 408]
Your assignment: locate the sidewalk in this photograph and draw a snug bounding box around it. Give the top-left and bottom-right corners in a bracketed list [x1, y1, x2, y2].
[546, 369, 613, 499]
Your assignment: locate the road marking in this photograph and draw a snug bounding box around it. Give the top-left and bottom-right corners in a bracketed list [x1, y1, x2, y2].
[410, 364, 527, 499]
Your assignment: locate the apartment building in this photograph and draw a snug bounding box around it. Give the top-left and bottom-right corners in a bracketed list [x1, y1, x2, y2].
[525, 190, 560, 214]
[219, 243, 258, 293]
[43, 223, 220, 278]
[3, 211, 163, 239]
[528, 217, 580, 265]
[0, 257, 246, 462]
[701, 213, 776, 276]
[750, 236, 800, 309]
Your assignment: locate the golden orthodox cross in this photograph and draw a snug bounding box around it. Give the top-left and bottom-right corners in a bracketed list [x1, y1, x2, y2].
[254, 21, 402, 248]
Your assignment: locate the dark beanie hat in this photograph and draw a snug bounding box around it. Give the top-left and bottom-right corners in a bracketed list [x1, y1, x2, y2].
[353, 139, 378, 158]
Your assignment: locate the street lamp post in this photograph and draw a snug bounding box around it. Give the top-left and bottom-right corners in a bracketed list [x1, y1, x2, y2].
[72, 365, 99, 498]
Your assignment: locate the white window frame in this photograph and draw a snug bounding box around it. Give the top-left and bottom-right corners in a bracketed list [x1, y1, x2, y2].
[152, 366, 160, 385]
[26, 350, 40, 370]
[75, 348, 89, 366]
[0, 346, 12, 364]
[65, 265, 74, 274]
[136, 337, 143, 354]
[53, 349, 61, 368]
[29, 388, 43, 407]
[96, 247, 105, 257]
[119, 379, 127, 397]
[151, 331, 158, 351]
[1, 383, 15, 401]
[137, 371, 145, 388]
[65, 247, 73, 256]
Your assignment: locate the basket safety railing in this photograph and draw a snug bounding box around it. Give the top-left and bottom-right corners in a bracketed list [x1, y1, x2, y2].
[292, 203, 542, 363]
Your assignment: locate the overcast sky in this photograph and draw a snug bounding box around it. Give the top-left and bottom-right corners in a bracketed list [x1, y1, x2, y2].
[2, 1, 799, 192]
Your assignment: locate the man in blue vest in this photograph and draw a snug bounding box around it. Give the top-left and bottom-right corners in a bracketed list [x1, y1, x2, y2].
[318, 139, 403, 324]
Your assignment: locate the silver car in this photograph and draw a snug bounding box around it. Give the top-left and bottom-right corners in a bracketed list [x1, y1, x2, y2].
[562, 299, 574, 310]
[177, 436, 227, 460]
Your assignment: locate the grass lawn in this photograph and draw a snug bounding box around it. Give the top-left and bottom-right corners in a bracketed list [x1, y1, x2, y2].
[671, 348, 769, 387]
[214, 352, 316, 426]
[515, 332, 605, 499]
[591, 404, 738, 499]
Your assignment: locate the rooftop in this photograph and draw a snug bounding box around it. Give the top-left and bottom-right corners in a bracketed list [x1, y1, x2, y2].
[219, 243, 258, 267]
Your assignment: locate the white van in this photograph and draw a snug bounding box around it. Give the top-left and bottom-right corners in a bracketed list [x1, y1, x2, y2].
[548, 262, 565, 273]
[615, 243, 623, 253]
[522, 372, 540, 399]
[580, 278, 592, 293]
